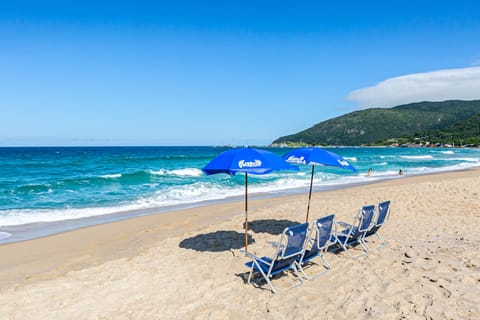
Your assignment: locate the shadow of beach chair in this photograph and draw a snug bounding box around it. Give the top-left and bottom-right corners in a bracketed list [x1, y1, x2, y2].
[333, 205, 375, 259]
[364, 200, 391, 249]
[297, 214, 336, 280]
[243, 222, 309, 294]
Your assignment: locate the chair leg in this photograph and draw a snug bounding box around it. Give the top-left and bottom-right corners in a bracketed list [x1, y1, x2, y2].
[297, 260, 330, 280]
[247, 263, 255, 284]
[359, 237, 370, 252]
[320, 252, 332, 270]
[291, 263, 305, 289]
[264, 276, 277, 294]
[250, 260, 277, 293]
[364, 232, 388, 249]
[362, 237, 370, 250]
[308, 253, 332, 280]
[296, 261, 311, 280]
[375, 233, 388, 249]
[341, 241, 368, 260]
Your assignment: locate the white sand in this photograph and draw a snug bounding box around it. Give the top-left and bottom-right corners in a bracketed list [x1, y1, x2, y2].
[0, 170, 479, 319]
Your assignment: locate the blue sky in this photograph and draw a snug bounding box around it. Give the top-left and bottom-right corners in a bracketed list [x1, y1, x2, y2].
[1, 1, 480, 146]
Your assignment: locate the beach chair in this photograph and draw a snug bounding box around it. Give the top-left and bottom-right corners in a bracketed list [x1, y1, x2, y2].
[364, 200, 391, 249]
[243, 222, 309, 294]
[297, 214, 336, 280]
[333, 205, 375, 259]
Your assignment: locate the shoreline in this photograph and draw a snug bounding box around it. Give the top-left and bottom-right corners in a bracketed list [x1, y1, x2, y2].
[1, 165, 477, 245]
[0, 173, 386, 244]
[0, 168, 479, 318]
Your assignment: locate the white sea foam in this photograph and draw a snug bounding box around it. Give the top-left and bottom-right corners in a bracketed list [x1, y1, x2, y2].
[408, 162, 479, 174]
[251, 176, 311, 193]
[151, 183, 237, 204]
[441, 151, 455, 155]
[2, 157, 480, 228]
[0, 174, 309, 227]
[0, 182, 243, 227]
[379, 170, 403, 176]
[100, 173, 122, 179]
[0, 168, 393, 227]
[170, 168, 204, 177]
[0, 206, 130, 227]
[148, 169, 168, 175]
[344, 157, 358, 162]
[400, 155, 434, 160]
[149, 168, 204, 177]
[451, 157, 480, 162]
[0, 231, 12, 240]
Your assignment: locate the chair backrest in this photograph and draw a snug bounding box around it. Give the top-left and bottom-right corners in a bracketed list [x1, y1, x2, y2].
[313, 214, 335, 252]
[376, 200, 391, 226]
[357, 205, 375, 233]
[279, 223, 309, 259]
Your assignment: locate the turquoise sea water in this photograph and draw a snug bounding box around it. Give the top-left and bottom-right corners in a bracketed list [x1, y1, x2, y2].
[1, 146, 479, 243]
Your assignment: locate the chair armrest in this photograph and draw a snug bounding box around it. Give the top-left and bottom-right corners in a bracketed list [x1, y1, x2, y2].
[239, 250, 273, 266]
[337, 221, 355, 230]
[267, 241, 286, 255]
[239, 249, 258, 260]
[333, 220, 356, 239]
[328, 221, 339, 244]
[267, 240, 282, 248]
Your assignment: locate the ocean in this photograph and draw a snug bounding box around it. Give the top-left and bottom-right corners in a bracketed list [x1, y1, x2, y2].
[1, 146, 479, 243]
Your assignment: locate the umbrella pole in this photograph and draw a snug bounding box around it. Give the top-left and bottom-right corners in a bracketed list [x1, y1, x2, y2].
[306, 165, 315, 222]
[244, 173, 249, 252]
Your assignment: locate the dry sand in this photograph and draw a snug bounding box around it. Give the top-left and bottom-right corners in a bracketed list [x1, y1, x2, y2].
[0, 170, 479, 319]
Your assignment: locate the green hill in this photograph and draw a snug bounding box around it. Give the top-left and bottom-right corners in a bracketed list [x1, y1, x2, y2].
[406, 112, 480, 146]
[272, 100, 480, 146]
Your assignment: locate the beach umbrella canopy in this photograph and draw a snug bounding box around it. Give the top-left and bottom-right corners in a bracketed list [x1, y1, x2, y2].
[282, 147, 357, 222]
[203, 147, 299, 251]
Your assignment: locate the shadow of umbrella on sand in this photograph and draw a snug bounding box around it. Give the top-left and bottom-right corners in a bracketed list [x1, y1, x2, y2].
[202, 147, 298, 252]
[283, 147, 356, 222]
[179, 231, 254, 252]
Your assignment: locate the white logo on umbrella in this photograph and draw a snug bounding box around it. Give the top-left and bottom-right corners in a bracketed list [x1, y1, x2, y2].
[286, 155, 306, 164]
[337, 159, 350, 167]
[238, 159, 262, 168]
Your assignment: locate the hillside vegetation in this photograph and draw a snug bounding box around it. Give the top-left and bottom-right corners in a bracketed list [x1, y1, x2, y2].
[272, 100, 480, 146]
[398, 112, 480, 146]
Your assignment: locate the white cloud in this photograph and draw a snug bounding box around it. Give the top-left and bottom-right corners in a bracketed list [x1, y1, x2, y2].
[348, 67, 480, 108]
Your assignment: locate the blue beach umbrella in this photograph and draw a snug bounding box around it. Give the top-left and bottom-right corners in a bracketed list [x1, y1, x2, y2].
[203, 147, 299, 251]
[282, 147, 357, 222]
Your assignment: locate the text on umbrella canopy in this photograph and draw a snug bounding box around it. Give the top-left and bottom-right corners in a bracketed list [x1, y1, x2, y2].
[337, 159, 350, 167]
[238, 159, 262, 168]
[285, 155, 306, 164]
